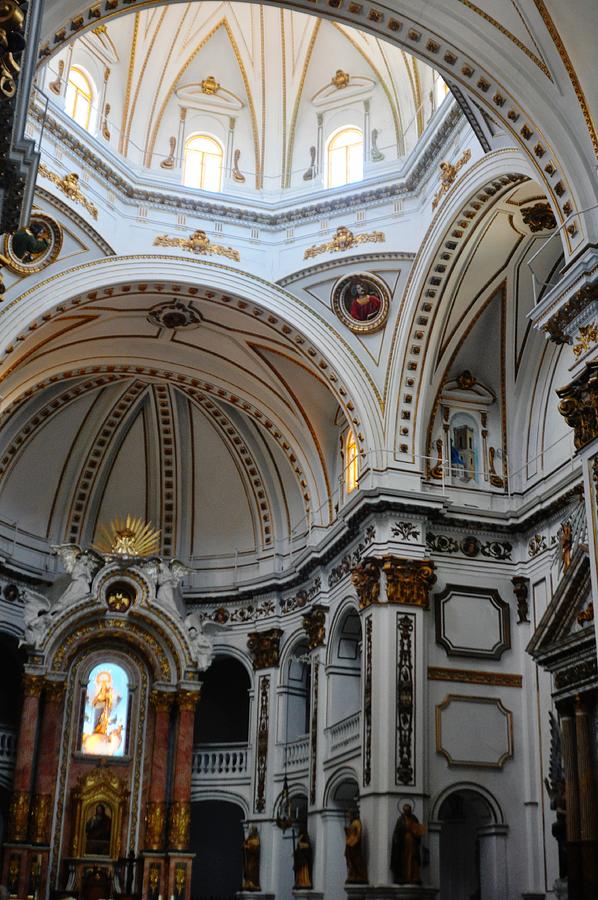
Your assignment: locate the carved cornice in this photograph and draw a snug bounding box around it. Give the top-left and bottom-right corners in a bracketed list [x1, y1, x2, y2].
[247, 628, 283, 669]
[383, 556, 436, 608]
[557, 361, 598, 450]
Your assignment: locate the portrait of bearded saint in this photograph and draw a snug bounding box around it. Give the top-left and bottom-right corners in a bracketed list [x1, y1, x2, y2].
[348, 281, 382, 322]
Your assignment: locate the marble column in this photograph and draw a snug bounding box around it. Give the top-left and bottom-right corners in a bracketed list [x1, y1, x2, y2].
[145, 690, 174, 852]
[31, 680, 66, 845]
[575, 694, 598, 899]
[168, 688, 200, 851]
[8, 673, 43, 841]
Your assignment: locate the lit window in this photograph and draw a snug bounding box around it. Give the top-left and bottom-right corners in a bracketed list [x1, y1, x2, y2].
[65, 66, 94, 131]
[327, 128, 363, 188]
[183, 134, 223, 192]
[345, 430, 358, 494]
[81, 662, 129, 757]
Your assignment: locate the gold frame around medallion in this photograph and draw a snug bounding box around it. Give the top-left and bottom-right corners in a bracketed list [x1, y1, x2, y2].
[331, 270, 391, 335]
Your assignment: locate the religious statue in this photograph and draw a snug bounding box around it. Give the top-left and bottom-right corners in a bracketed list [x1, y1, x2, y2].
[81, 668, 124, 756]
[293, 831, 313, 889]
[84, 803, 112, 856]
[241, 826, 261, 891]
[184, 610, 215, 671]
[390, 803, 425, 884]
[142, 558, 189, 616]
[559, 519, 572, 572]
[345, 812, 368, 884]
[21, 589, 51, 648]
[52, 545, 101, 613]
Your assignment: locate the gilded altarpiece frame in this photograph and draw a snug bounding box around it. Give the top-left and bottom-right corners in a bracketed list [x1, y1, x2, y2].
[50, 647, 149, 888]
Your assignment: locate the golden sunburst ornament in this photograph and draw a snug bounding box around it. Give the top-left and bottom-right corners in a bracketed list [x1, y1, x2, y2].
[93, 515, 161, 558]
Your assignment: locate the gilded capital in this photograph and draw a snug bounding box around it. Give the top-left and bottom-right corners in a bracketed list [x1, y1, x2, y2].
[43, 679, 66, 703]
[302, 606, 326, 650]
[351, 559, 382, 609]
[247, 628, 283, 669]
[556, 361, 598, 450]
[383, 557, 436, 608]
[22, 673, 44, 697]
[150, 689, 175, 712]
[176, 688, 201, 711]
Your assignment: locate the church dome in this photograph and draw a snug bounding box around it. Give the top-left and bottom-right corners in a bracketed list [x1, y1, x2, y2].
[40, 1, 446, 199]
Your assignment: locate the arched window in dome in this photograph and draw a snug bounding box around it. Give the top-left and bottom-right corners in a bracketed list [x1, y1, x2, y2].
[65, 66, 95, 131]
[345, 430, 359, 494]
[183, 134, 223, 192]
[80, 661, 129, 757]
[326, 127, 363, 188]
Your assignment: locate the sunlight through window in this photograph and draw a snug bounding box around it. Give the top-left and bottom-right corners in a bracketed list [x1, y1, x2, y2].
[65, 66, 94, 131]
[183, 134, 224, 192]
[327, 128, 363, 188]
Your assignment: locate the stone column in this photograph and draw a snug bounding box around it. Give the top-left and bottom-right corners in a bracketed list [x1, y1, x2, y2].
[478, 824, 509, 900]
[145, 690, 174, 852]
[31, 680, 66, 845]
[8, 673, 43, 841]
[575, 695, 598, 899]
[560, 706, 581, 899]
[350, 556, 437, 898]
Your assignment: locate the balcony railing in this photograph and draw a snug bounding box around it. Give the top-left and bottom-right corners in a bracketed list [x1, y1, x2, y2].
[192, 743, 249, 780]
[327, 711, 361, 756]
[284, 736, 310, 770]
[0, 726, 16, 784]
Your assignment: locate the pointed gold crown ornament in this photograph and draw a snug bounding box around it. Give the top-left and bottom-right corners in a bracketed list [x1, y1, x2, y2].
[92, 515, 161, 558]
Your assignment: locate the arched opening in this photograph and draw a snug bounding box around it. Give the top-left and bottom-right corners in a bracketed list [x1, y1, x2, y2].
[190, 799, 244, 899]
[195, 657, 250, 744]
[65, 65, 96, 131]
[323, 775, 363, 896]
[327, 607, 362, 727]
[183, 133, 224, 192]
[326, 127, 364, 188]
[438, 788, 499, 900]
[344, 429, 359, 496]
[281, 638, 311, 744]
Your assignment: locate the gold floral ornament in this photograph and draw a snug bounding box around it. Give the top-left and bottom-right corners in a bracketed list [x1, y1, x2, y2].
[573, 323, 598, 359]
[432, 149, 472, 209]
[200, 74, 220, 95]
[0, 213, 63, 295]
[331, 69, 350, 89]
[92, 515, 161, 558]
[38, 164, 98, 219]
[154, 228, 240, 262]
[304, 225, 385, 260]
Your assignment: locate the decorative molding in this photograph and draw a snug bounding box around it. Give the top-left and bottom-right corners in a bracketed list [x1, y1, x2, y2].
[432, 149, 471, 209]
[254, 675, 270, 813]
[396, 613, 415, 785]
[247, 628, 283, 669]
[37, 164, 98, 219]
[528, 533, 548, 557]
[391, 522, 420, 542]
[520, 201, 556, 232]
[573, 323, 598, 360]
[304, 225, 385, 260]
[426, 532, 512, 560]
[435, 694, 513, 768]
[147, 300, 203, 330]
[328, 525, 375, 588]
[281, 577, 321, 614]
[554, 656, 598, 691]
[435, 584, 511, 660]
[383, 556, 436, 608]
[363, 616, 373, 787]
[428, 666, 522, 688]
[557, 362, 598, 450]
[154, 229, 240, 261]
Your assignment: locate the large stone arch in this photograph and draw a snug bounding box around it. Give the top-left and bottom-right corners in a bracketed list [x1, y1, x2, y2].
[38, 0, 598, 249]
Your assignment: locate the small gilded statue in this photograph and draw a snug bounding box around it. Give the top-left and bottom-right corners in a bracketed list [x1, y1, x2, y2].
[242, 826, 261, 891]
[390, 802, 425, 884]
[345, 812, 368, 884]
[293, 831, 313, 889]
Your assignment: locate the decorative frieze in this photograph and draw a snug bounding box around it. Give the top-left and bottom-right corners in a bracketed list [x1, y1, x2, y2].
[199, 599, 276, 625]
[426, 532, 512, 560]
[304, 225, 385, 259]
[154, 228, 240, 261]
[396, 614, 415, 785]
[391, 522, 420, 541]
[328, 525, 375, 588]
[557, 362, 598, 450]
[280, 577, 321, 614]
[554, 657, 598, 690]
[254, 676, 270, 813]
[247, 628, 283, 669]
[428, 667, 522, 688]
[363, 617, 373, 787]
[384, 557, 436, 608]
[302, 606, 326, 650]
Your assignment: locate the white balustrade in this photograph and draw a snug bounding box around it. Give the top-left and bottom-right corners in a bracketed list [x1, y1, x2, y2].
[192, 743, 249, 779]
[327, 711, 361, 755]
[284, 736, 310, 769]
[0, 726, 17, 785]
